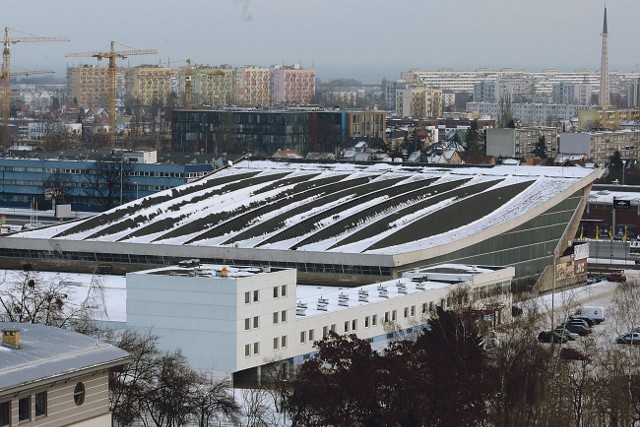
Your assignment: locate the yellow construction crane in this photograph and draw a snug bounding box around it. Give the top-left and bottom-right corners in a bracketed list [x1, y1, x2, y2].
[66, 41, 157, 145]
[1, 27, 69, 153]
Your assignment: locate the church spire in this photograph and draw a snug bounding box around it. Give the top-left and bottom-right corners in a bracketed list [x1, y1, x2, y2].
[602, 5, 608, 34]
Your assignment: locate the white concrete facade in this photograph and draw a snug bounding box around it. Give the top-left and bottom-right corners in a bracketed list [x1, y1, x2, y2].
[126, 263, 515, 379]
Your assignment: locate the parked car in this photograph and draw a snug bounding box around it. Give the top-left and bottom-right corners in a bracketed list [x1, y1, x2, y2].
[554, 328, 578, 340]
[538, 331, 569, 343]
[566, 317, 591, 328]
[570, 316, 595, 327]
[616, 332, 640, 344]
[574, 306, 606, 324]
[558, 323, 592, 336]
[560, 347, 590, 361]
[607, 272, 626, 283]
[635, 258, 640, 265]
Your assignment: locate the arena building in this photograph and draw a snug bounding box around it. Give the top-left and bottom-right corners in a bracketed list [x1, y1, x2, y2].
[0, 160, 601, 289]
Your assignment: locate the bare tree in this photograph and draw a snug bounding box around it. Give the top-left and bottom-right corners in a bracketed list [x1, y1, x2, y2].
[0, 267, 105, 333]
[81, 158, 134, 211]
[42, 171, 74, 204]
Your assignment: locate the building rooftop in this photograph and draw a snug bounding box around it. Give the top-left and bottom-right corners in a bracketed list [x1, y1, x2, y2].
[0, 322, 130, 392]
[10, 160, 599, 257]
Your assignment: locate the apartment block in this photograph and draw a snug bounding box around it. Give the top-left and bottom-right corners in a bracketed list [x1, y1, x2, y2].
[192, 65, 235, 106]
[396, 86, 443, 118]
[269, 64, 316, 105]
[66, 65, 125, 108]
[125, 66, 173, 105]
[486, 126, 558, 158]
[235, 66, 270, 106]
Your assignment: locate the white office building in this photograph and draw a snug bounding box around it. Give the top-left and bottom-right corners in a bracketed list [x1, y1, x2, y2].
[126, 262, 515, 384]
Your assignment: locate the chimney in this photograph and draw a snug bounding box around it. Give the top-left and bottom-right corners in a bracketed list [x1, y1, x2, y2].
[2, 328, 21, 349]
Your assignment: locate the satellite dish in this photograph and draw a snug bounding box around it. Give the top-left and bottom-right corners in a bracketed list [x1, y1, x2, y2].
[227, 160, 233, 167]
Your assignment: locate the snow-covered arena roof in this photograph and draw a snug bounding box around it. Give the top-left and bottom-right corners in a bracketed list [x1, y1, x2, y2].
[12, 160, 599, 257]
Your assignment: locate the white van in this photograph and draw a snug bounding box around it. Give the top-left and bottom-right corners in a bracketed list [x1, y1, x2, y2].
[574, 306, 606, 324]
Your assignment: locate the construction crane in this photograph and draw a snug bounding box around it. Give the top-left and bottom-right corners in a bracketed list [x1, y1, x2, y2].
[185, 59, 193, 110]
[167, 58, 193, 109]
[1, 27, 69, 153]
[66, 41, 157, 145]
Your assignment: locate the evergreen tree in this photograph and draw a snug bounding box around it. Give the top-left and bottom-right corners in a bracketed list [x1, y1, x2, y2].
[533, 135, 548, 159]
[608, 150, 624, 183]
[465, 119, 483, 155]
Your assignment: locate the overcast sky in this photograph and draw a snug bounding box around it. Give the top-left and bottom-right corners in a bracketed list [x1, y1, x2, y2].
[4, 0, 640, 83]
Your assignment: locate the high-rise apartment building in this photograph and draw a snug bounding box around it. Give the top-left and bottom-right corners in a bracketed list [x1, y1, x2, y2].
[125, 66, 173, 105]
[234, 66, 270, 106]
[66, 65, 124, 108]
[191, 65, 235, 106]
[396, 86, 443, 118]
[269, 64, 316, 105]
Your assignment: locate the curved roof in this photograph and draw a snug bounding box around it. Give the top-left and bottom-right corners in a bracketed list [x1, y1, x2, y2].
[13, 161, 599, 258]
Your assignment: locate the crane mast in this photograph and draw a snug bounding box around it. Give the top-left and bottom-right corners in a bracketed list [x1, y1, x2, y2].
[1, 27, 69, 154]
[66, 41, 157, 146]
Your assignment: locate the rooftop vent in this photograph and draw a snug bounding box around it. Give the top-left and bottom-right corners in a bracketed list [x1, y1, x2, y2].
[179, 258, 200, 268]
[296, 302, 308, 316]
[338, 292, 349, 307]
[358, 289, 369, 302]
[378, 285, 389, 299]
[2, 329, 21, 349]
[317, 297, 329, 311]
[397, 281, 407, 294]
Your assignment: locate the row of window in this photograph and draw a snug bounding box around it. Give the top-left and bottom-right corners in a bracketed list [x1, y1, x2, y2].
[0, 383, 86, 426]
[0, 391, 46, 426]
[2, 166, 204, 179]
[0, 249, 392, 278]
[244, 342, 260, 356]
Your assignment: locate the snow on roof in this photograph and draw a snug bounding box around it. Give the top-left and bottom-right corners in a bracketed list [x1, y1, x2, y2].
[10, 160, 599, 257]
[0, 321, 129, 391]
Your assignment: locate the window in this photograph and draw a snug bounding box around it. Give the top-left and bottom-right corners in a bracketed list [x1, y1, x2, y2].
[253, 316, 259, 329]
[19, 396, 30, 421]
[245, 292, 250, 304]
[245, 344, 251, 356]
[365, 316, 370, 328]
[422, 303, 427, 314]
[384, 312, 389, 322]
[253, 290, 259, 302]
[35, 391, 46, 417]
[323, 326, 328, 338]
[372, 315, 377, 326]
[74, 382, 85, 405]
[245, 318, 250, 330]
[253, 342, 259, 355]
[281, 285, 287, 296]
[281, 310, 287, 322]
[392, 310, 397, 321]
[281, 336, 287, 348]
[404, 307, 408, 318]
[352, 319, 357, 331]
[273, 337, 279, 349]
[308, 329, 314, 341]
[273, 312, 279, 324]
[273, 286, 279, 298]
[300, 331, 306, 343]
[0, 401, 9, 427]
[411, 305, 415, 317]
[331, 324, 336, 332]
